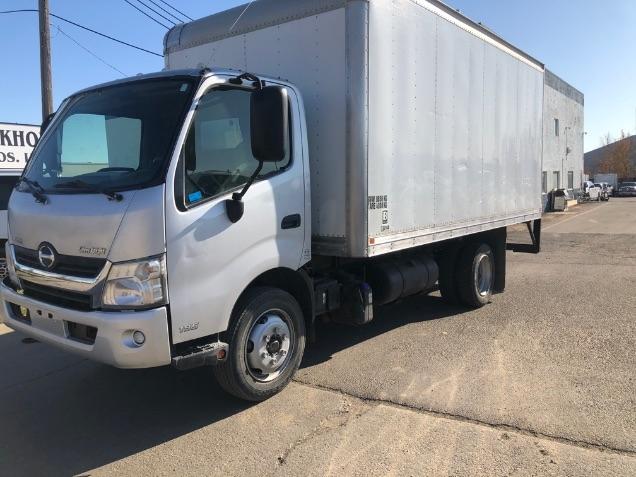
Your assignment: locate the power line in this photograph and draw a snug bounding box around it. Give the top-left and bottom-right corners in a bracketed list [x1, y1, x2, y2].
[0, 9, 163, 57]
[54, 24, 126, 76]
[155, 0, 193, 21]
[134, 0, 177, 26]
[122, 0, 171, 29]
[145, 0, 185, 23]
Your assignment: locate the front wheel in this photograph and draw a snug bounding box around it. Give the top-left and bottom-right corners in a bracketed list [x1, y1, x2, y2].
[213, 287, 306, 401]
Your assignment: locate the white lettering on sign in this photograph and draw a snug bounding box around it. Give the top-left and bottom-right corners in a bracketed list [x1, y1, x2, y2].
[0, 123, 40, 171]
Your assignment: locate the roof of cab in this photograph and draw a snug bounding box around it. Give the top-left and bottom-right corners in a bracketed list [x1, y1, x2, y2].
[72, 69, 207, 96]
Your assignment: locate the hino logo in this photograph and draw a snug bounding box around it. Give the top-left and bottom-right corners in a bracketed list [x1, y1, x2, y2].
[37, 243, 57, 269]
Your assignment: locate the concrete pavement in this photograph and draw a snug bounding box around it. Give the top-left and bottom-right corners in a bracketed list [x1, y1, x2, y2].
[1, 198, 635, 476]
[542, 196, 636, 234]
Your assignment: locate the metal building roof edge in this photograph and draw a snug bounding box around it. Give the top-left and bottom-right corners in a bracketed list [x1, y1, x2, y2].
[545, 68, 584, 105]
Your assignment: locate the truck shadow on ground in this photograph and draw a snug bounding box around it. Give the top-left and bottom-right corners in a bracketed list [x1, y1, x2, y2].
[0, 293, 464, 476]
[301, 293, 467, 368]
[0, 336, 253, 476]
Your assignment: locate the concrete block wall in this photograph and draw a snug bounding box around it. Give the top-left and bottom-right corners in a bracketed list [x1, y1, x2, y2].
[542, 69, 584, 208]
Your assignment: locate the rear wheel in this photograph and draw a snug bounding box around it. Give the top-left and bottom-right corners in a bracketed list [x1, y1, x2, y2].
[213, 287, 305, 401]
[456, 242, 495, 308]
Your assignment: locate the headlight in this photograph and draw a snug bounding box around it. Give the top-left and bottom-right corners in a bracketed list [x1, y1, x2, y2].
[5, 243, 20, 286]
[101, 255, 167, 309]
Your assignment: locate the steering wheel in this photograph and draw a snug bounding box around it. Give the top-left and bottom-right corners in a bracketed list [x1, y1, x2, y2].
[198, 173, 227, 194]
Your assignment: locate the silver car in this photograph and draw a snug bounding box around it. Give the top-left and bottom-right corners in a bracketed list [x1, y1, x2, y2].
[618, 182, 636, 197]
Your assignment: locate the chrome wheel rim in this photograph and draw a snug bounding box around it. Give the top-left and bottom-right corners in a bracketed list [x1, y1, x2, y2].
[245, 310, 294, 383]
[475, 253, 493, 297]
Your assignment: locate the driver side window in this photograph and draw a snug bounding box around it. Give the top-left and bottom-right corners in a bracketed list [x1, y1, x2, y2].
[182, 87, 290, 206]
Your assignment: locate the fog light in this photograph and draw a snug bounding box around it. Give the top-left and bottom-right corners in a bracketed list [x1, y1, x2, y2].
[132, 330, 146, 346]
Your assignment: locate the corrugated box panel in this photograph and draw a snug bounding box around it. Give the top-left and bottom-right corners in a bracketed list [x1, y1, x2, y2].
[366, 0, 543, 255]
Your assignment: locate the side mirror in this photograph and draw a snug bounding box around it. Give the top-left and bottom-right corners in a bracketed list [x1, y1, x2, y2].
[41, 112, 55, 133]
[250, 86, 288, 162]
[225, 86, 289, 224]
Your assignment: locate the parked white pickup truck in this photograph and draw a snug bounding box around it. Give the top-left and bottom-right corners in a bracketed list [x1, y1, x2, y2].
[582, 181, 601, 201]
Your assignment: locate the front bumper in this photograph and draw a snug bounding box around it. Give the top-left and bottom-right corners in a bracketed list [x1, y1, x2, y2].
[0, 281, 171, 368]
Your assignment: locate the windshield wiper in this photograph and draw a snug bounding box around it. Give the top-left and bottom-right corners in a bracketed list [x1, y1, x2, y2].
[54, 179, 123, 201]
[16, 177, 48, 204]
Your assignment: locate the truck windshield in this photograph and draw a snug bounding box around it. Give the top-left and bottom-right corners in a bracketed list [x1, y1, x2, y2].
[22, 78, 195, 193]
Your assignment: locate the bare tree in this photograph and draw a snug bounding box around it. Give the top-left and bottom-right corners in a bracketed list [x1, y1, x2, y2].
[600, 132, 613, 147]
[597, 130, 633, 179]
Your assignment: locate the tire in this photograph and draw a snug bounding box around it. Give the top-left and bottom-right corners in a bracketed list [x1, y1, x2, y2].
[213, 287, 306, 401]
[455, 242, 495, 308]
[438, 250, 459, 304]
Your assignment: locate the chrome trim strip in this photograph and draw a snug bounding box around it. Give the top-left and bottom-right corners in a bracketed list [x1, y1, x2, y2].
[11, 245, 111, 293]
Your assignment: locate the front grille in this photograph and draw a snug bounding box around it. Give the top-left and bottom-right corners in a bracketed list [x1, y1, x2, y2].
[14, 246, 106, 278]
[21, 281, 93, 311]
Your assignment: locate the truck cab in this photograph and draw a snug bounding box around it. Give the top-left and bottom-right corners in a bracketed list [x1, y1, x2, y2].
[1, 69, 313, 399]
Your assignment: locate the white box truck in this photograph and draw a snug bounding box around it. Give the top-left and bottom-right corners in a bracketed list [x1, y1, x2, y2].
[0, 123, 40, 278]
[593, 173, 618, 196]
[1, 0, 543, 400]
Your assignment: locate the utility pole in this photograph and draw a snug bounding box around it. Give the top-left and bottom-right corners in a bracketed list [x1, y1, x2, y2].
[38, 0, 53, 121]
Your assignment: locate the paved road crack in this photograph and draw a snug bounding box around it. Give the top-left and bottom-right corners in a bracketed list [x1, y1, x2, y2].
[277, 394, 372, 466]
[293, 378, 636, 459]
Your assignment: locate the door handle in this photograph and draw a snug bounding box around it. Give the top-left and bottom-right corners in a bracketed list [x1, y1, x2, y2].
[281, 214, 301, 229]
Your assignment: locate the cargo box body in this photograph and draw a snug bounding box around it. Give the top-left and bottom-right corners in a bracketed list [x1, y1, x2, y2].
[164, 0, 544, 258]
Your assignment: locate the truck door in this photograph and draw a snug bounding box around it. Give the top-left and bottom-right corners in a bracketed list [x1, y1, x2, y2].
[164, 83, 307, 344]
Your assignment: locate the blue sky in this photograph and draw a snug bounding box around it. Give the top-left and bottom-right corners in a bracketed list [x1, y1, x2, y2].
[1, 0, 635, 152]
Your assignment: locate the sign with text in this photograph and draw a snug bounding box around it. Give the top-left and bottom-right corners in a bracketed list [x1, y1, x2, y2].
[0, 122, 40, 172]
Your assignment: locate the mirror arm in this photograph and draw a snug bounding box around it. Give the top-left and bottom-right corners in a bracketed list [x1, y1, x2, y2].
[234, 161, 263, 202]
[229, 72, 263, 90]
[225, 161, 264, 223]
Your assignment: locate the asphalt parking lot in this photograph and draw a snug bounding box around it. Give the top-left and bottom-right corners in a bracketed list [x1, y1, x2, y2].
[1, 198, 635, 476]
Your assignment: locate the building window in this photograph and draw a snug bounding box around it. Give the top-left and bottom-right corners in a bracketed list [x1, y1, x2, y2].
[553, 171, 560, 189]
[542, 171, 548, 193]
[567, 171, 574, 189]
[554, 118, 559, 137]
